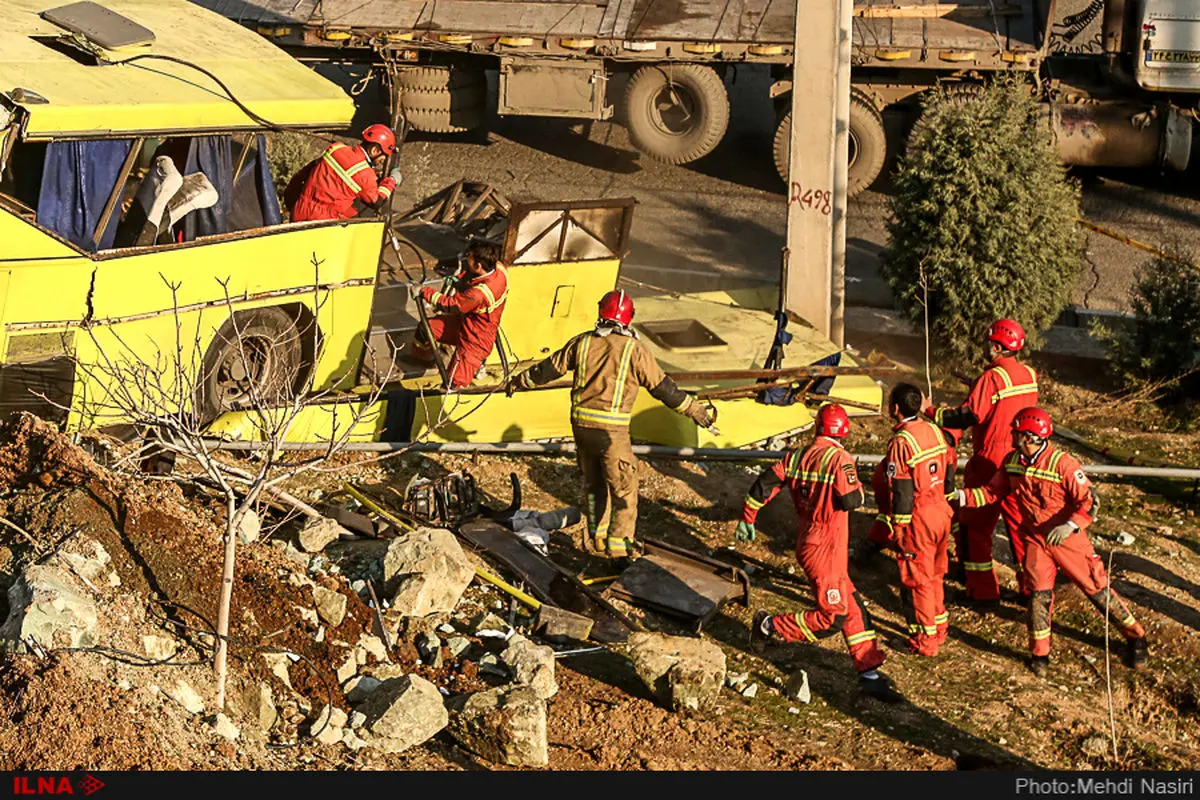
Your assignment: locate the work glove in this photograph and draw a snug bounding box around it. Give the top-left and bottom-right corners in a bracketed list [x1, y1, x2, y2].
[388, 167, 404, 185]
[734, 521, 757, 543]
[1046, 522, 1076, 547]
[685, 400, 715, 428]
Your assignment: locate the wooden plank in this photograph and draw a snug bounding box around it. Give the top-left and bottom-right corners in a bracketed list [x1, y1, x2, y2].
[853, 3, 1023, 18]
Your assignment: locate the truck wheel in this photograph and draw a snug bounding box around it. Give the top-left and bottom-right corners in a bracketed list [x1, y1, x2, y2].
[396, 65, 486, 92]
[625, 64, 730, 164]
[772, 94, 887, 198]
[197, 307, 303, 423]
[398, 66, 487, 133]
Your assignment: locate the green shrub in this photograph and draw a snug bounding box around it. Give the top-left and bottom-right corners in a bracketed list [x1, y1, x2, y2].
[263, 132, 322, 214]
[1108, 252, 1200, 389]
[882, 80, 1083, 369]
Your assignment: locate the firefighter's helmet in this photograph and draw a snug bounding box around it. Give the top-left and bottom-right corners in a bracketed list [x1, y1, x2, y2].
[1013, 407, 1053, 439]
[362, 124, 397, 155]
[598, 290, 635, 326]
[815, 404, 851, 438]
[986, 318, 1026, 352]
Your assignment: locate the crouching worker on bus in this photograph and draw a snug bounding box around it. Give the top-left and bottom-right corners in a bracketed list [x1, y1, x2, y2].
[412, 240, 509, 389]
[285, 124, 403, 222]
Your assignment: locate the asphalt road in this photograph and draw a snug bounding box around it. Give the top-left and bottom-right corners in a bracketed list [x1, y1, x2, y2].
[331, 63, 1200, 319]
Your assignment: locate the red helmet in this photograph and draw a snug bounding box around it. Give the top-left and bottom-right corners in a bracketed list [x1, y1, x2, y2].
[1013, 407, 1053, 439]
[362, 124, 397, 155]
[986, 318, 1026, 352]
[815, 404, 851, 438]
[598, 290, 634, 326]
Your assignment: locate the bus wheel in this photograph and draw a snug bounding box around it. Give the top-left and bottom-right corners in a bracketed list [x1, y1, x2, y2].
[198, 307, 303, 423]
[625, 63, 729, 164]
[772, 93, 887, 198]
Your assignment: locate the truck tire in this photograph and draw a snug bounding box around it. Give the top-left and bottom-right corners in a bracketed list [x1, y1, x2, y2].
[401, 85, 487, 114]
[403, 105, 486, 134]
[396, 66, 485, 92]
[772, 94, 887, 198]
[197, 307, 304, 423]
[624, 64, 730, 164]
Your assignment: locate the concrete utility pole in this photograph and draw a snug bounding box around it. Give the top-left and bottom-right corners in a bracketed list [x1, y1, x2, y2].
[783, 0, 853, 347]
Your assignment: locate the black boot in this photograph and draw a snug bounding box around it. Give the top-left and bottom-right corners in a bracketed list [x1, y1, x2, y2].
[1125, 638, 1149, 669]
[749, 611, 773, 653]
[1027, 655, 1050, 677]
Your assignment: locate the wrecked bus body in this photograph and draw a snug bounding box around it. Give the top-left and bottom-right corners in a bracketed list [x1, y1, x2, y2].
[0, 0, 881, 450]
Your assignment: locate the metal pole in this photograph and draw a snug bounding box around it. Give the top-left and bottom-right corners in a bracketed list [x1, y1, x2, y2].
[829, 0, 853, 348]
[783, 0, 839, 335]
[200, 439, 1200, 479]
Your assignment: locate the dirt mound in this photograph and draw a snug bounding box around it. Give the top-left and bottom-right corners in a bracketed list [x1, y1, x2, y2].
[0, 413, 104, 490]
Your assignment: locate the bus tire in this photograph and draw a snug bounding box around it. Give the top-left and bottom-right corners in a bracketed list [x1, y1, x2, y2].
[197, 307, 303, 423]
[624, 63, 729, 165]
[772, 94, 888, 198]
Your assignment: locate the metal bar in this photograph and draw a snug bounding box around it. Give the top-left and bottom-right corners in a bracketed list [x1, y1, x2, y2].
[91, 137, 144, 249]
[198, 440, 1200, 479]
[829, 0, 851, 348]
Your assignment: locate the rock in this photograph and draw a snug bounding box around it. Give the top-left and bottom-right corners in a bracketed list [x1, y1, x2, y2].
[471, 611, 512, 639]
[107, 572, 121, 588]
[359, 674, 448, 754]
[383, 528, 475, 617]
[142, 634, 177, 662]
[741, 683, 758, 699]
[437, 623, 456, 635]
[236, 510, 261, 546]
[501, 634, 558, 700]
[245, 683, 277, 732]
[724, 672, 748, 690]
[344, 675, 382, 704]
[58, 538, 111, 583]
[263, 653, 293, 689]
[788, 707, 800, 715]
[626, 632, 726, 712]
[299, 517, 347, 554]
[311, 704, 349, 746]
[293, 605, 319, 627]
[342, 729, 368, 750]
[447, 636, 472, 658]
[315, 626, 326, 644]
[207, 712, 240, 741]
[786, 670, 811, 704]
[1116, 532, 1136, 547]
[313, 586, 347, 628]
[447, 686, 548, 767]
[351, 580, 368, 596]
[0, 564, 99, 650]
[349, 711, 367, 729]
[1082, 735, 1109, 757]
[283, 542, 311, 568]
[165, 680, 205, 715]
[417, 632, 442, 665]
[335, 652, 357, 685]
[357, 634, 389, 664]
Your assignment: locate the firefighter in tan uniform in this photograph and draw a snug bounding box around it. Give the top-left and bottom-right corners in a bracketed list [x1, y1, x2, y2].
[508, 290, 715, 559]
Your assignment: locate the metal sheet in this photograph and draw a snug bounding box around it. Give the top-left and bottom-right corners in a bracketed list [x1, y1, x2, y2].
[604, 538, 748, 630]
[457, 519, 638, 643]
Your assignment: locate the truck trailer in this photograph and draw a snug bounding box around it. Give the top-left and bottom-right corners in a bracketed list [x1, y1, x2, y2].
[194, 0, 1199, 195]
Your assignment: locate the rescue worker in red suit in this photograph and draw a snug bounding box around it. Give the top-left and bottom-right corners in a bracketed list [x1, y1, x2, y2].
[736, 405, 904, 703]
[413, 240, 508, 389]
[286, 124, 403, 223]
[859, 422, 959, 567]
[955, 408, 1149, 675]
[881, 383, 956, 656]
[925, 318, 1038, 604]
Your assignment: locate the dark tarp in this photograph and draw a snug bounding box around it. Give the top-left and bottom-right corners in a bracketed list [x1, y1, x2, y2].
[36, 139, 133, 252]
[183, 135, 233, 240]
[227, 134, 282, 231]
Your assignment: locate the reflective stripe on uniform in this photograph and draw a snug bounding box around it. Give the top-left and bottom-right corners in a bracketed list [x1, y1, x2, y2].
[473, 264, 509, 314]
[793, 613, 819, 643]
[990, 365, 1038, 404]
[322, 144, 367, 193]
[745, 496, 765, 511]
[846, 630, 877, 645]
[610, 338, 636, 413]
[1005, 463, 1062, 483]
[572, 336, 592, 405]
[934, 612, 949, 625]
[896, 428, 948, 467]
[571, 407, 631, 426]
[892, 513, 913, 524]
[967, 487, 990, 505]
[1031, 627, 1052, 640]
[964, 560, 993, 572]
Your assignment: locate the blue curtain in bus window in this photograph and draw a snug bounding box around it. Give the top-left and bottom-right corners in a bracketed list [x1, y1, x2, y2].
[183, 135, 233, 240]
[256, 134, 282, 226]
[36, 139, 133, 252]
